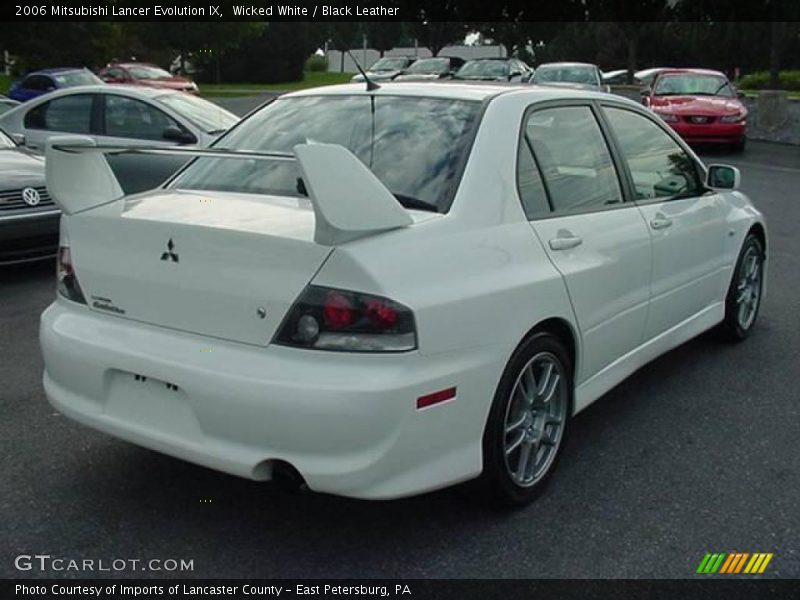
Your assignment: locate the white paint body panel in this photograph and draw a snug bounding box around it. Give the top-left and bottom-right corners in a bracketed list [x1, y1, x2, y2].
[40, 83, 767, 499]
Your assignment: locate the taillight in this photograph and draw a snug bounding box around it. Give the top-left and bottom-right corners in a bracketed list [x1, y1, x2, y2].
[274, 286, 417, 352]
[57, 245, 86, 304]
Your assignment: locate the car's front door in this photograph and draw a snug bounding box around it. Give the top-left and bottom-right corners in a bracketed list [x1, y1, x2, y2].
[98, 94, 195, 193]
[599, 104, 729, 339]
[519, 103, 653, 384]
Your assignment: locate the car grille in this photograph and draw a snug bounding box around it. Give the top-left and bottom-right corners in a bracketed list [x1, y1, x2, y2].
[0, 186, 55, 212]
[684, 115, 716, 125]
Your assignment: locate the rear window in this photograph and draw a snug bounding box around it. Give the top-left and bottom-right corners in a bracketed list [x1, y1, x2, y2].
[171, 95, 481, 212]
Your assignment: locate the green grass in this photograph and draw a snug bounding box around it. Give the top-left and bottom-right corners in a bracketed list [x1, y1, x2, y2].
[200, 71, 354, 96]
[741, 89, 800, 100]
[0, 74, 12, 95]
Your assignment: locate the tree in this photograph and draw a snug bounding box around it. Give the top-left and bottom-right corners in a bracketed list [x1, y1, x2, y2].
[585, 1, 676, 82]
[364, 22, 403, 58]
[325, 22, 363, 72]
[128, 23, 263, 83]
[3, 22, 119, 73]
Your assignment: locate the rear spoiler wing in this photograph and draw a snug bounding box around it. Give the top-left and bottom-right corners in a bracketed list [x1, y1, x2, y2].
[46, 136, 413, 246]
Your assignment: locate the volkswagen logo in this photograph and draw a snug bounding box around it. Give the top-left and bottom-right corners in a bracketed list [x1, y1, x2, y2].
[21, 187, 41, 207]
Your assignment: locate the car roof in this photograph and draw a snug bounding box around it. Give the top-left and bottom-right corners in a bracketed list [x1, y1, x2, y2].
[285, 81, 635, 105]
[536, 62, 597, 69]
[112, 62, 162, 69]
[29, 67, 87, 75]
[19, 84, 178, 100]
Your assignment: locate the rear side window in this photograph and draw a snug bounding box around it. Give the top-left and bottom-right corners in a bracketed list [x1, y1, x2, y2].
[523, 106, 622, 214]
[104, 95, 180, 140]
[24, 94, 94, 133]
[603, 107, 703, 200]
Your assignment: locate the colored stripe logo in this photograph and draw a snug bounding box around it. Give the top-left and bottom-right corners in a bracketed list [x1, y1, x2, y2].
[697, 552, 773, 574]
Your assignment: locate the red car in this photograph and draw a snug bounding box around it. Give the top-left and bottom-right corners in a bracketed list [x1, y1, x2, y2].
[98, 63, 198, 94]
[643, 68, 747, 151]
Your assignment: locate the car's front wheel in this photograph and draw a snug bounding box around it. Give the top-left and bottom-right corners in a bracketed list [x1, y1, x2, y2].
[731, 137, 747, 153]
[481, 332, 572, 506]
[718, 233, 764, 341]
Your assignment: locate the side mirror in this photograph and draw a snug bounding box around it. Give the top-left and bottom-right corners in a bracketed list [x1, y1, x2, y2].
[10, 133, 25, 146]
[162, 126, 196, 145]
[604, 84, 611, 93]
[706, 164, 741, 191]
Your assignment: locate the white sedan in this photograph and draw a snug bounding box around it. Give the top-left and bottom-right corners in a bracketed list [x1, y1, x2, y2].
[39, 83, 767, 505]
[0, 85, 238, 193]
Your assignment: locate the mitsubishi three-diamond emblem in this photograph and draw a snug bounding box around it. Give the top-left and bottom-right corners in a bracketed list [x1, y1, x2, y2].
[160, 238, 179, 263]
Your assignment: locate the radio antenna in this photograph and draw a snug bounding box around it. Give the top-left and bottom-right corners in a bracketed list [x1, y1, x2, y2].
[346, 49, 381, 91]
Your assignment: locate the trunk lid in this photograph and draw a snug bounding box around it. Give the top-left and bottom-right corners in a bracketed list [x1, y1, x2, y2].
[68, 190, 332, 346]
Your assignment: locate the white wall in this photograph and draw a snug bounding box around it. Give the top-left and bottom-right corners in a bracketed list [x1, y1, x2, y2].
[327, 45, 507, 73]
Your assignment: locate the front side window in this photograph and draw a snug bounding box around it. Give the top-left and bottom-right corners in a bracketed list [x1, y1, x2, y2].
[104, 95, 180, 140]
[23, 75, 53, 91]
[172, 95, 481, 212]
[524, 105, 622, 213]
[24, 94, 94, 132]
[603, 106, 703, 200]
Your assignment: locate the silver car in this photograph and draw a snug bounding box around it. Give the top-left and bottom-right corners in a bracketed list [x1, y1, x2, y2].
[0, 85, 238, 193]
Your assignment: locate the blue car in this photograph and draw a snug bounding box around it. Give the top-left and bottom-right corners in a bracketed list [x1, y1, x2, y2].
[8, 68, 103, 102]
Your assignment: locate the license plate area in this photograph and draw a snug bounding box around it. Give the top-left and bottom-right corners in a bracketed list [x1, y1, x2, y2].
[105, 370, 202, 440]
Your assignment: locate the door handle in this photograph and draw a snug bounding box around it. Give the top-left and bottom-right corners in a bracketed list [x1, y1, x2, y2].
[548, 235, 583, 251]
[650, 215, 673, 230]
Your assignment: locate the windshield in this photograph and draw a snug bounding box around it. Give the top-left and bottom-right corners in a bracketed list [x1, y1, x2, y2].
[128, 65, 173, 80]
[0, 129, 14, 148]
[533, 66, 597, 85]
[405, 59, 449, 74]
[171, 95, 481, 212]
[156, 92, 238, 134]
[370, 58, 408, 71]
[654, 74, 734, 97]
[52, 70, 103, 87]
[456, 61, 509, 78]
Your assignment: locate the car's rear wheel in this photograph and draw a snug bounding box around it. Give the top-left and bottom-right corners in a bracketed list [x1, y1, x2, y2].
[717, 233, 764, 341]
[481, 332, 572, 506]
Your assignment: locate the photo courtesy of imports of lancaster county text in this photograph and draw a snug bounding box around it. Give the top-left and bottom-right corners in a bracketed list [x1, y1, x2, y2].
[1, 0, 800, 597]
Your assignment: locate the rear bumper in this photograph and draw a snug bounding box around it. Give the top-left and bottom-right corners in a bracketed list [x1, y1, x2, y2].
[0, 210, 60, 265]
[40, 300, 504, 499]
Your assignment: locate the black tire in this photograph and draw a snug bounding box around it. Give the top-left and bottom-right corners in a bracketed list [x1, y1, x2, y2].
[717, 234, 764, 341]
[730, 137, 746, 153]
[480, 332, 573, 507]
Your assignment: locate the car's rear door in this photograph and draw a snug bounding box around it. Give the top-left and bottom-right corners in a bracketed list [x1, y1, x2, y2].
[598, 103, 728, 339]
[519, 102, 652, 384]
[21, 93, 99, 152]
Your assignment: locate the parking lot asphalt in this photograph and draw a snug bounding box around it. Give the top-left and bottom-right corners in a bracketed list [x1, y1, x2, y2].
[1, 95, 798, 578]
